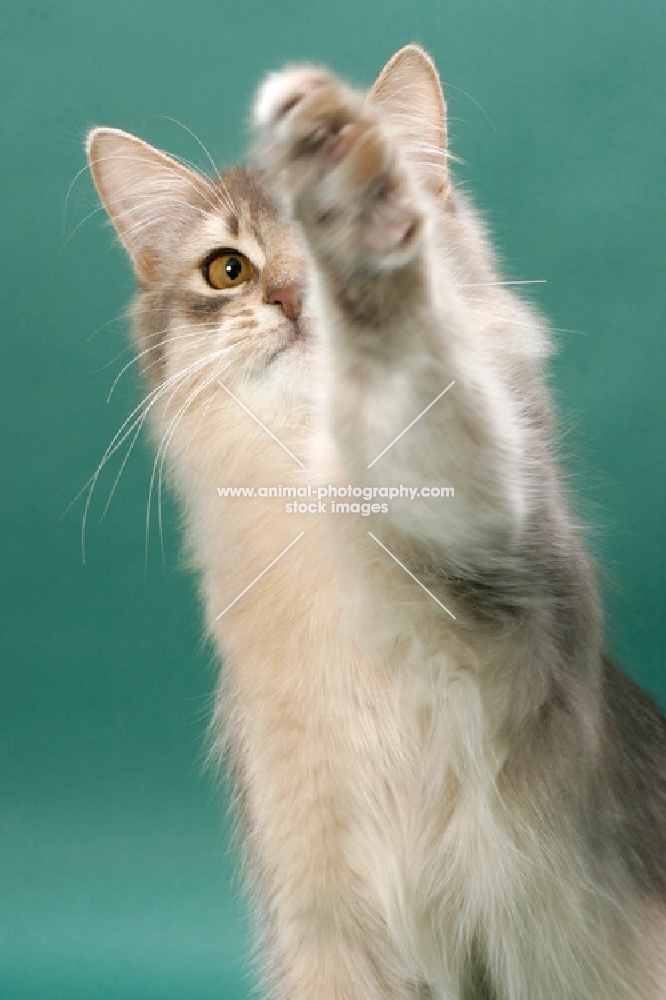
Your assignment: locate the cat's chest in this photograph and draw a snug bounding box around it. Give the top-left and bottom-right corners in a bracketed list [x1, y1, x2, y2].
[351, 659, 513, 953]
[352, 654, 505, 854]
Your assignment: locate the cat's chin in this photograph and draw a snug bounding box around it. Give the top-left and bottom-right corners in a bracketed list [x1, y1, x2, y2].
[267, 320, 311, 365]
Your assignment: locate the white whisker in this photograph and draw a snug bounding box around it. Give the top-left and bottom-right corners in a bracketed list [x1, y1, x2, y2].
[80, 350, 226, 559]
[146, 348, 247, 562]
[461, 280, 547, 288]
[106, 321, 226, 400]
[467, 307, 585, 336]
[441, 80, 497, 132]
[63, 160, 97, 237]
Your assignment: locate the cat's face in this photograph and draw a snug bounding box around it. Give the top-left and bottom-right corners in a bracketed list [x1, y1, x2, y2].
[88, 133, 317, 445]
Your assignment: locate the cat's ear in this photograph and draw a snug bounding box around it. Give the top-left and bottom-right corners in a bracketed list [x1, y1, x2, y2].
[368, 45, 449, 198]
[86, 127, 202, 283]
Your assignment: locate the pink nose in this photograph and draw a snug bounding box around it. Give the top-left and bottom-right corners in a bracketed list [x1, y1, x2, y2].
[265, 282, 302, 322]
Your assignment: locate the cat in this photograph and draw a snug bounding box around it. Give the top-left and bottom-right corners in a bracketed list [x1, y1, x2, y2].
[86, 45, 666, 1000]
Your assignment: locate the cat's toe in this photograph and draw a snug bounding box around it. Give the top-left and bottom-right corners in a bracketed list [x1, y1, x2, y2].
[253, 66, 334, 132]
[253, 67, 365, 184]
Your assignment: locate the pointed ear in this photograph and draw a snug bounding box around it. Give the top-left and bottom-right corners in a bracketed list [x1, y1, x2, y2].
[86, 127, 203, 283]
[368, 45, 449, 198]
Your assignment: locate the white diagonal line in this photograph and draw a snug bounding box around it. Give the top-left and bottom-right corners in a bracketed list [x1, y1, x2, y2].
[216, 532, 305, 620]
[366, 381, 455, 469]
[367, 532, 456, 620]
[460, 279, 546, 287]
[217, 379, 306, 468]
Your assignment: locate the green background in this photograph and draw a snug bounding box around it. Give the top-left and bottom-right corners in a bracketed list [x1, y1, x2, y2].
[1, 0, 664, 996]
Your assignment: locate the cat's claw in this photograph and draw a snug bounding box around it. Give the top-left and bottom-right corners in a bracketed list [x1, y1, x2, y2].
[253, 66, 422, 272]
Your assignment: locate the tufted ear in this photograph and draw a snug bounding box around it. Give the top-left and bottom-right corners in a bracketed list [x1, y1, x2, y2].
[86, 127, 203, 283]
[368, 44, 449, 198]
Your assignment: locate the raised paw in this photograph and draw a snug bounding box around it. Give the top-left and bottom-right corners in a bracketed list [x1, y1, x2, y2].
[252, 65, 423, 273]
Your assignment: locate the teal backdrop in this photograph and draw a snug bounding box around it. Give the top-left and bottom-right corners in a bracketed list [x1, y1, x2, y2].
[1, 1, 664, 996]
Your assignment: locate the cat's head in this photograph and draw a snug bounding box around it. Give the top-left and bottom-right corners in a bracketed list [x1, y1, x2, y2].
[87, 132, 313, 413]
[86, 45, 449, 475]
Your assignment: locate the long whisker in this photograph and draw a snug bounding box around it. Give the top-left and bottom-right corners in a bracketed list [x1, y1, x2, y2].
[107, 314, 258, 401]
[153, 367, 227, 563]
[106, 321, 224, 400]
[146, 349, 246, 563]
[461, 280, 547, 288]
[62, 160, 97, 237]
[152, 116, 219, 174]
[467, 307, 585, 337]
[80, 352, 224, 559]
[59, 204, 107, 256]
[87, 310, 133, 344]
[156, 335, 254, 486]
[99, 412, 147, 523]
[149, 116, 236, 216]
[79, 377, 174, 555]
[441, 80, 497, 133]
[100, 359, 192, 530]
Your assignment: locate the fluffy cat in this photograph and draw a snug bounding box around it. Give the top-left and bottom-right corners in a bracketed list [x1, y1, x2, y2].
[86, 45, 666, 999]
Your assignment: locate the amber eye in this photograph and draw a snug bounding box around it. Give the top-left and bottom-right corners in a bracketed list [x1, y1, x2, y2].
[204, 251, 254, 290]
